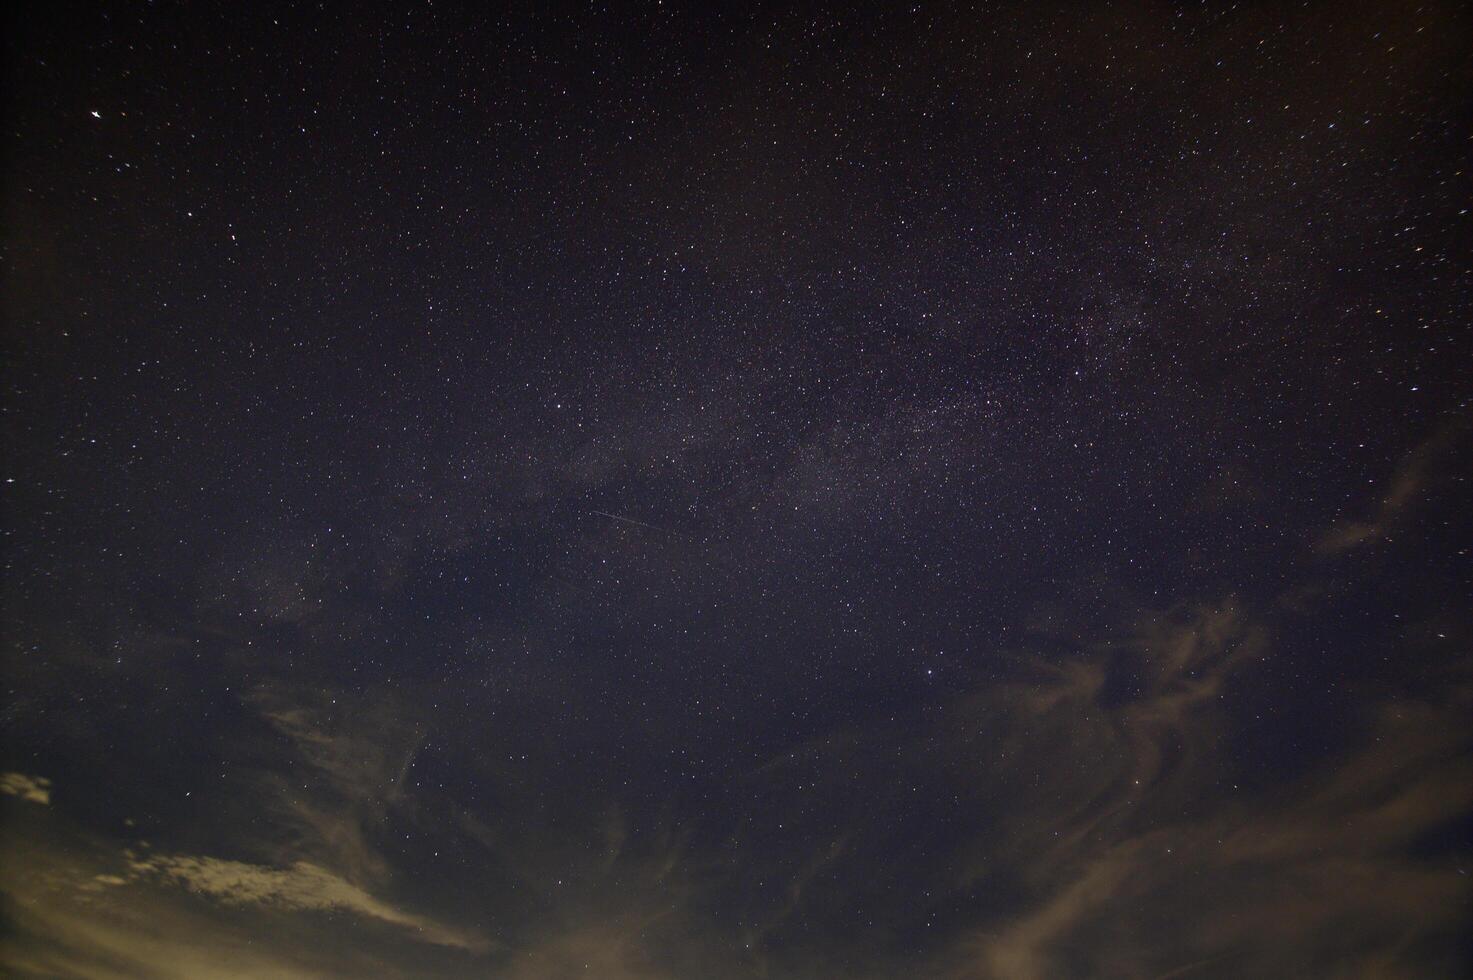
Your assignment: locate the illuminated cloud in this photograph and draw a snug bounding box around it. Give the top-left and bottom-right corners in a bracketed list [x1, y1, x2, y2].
[960, 684, 1473, 979]
[124, 854, 490, 952]
[0, 772, 52, 805]
[902, 583, 1472, 977]
[0, 773, 489, 972]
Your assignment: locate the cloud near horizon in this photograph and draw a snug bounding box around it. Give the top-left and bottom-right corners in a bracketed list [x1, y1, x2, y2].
[0, 773, 52, 806]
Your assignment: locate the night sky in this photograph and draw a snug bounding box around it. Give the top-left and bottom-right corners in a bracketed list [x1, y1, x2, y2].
[3, 2, 1472, 977]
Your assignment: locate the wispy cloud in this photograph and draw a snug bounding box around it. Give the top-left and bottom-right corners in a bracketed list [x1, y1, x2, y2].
[959, 682, 1473, 979]
[123, 854, 490, 952]
[1316, 420, 1464, 555]
[244, 686, 426, 887]
[0, 779, 492, 978]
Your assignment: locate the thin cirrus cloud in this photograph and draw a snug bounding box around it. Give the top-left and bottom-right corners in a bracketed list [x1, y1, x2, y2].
[1315, 420, 1465, 555]
[937, 622, 1472, 978]
[915, 457, 1473, 977]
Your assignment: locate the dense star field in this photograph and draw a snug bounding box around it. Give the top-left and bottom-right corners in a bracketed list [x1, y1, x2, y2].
[3, 2, 1471, 977]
